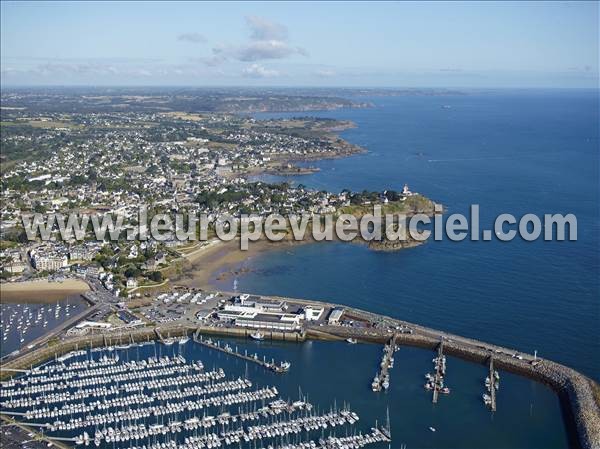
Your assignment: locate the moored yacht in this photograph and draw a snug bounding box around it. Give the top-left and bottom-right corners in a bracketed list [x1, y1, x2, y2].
[250, 331, 265, 341]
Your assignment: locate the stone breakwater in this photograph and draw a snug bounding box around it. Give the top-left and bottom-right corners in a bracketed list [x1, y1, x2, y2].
[443, 342, 600, 449]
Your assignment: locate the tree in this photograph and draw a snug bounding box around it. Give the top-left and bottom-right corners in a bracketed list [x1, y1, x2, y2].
[148, 271, 163, 282]
[33, 202, 46, 213]
[124, 265, 141, 278]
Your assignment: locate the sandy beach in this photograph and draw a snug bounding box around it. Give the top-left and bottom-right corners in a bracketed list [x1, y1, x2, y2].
[172, 236, 391, 291]
[0, 279, 90, 303]
[172, 239, 305, 290]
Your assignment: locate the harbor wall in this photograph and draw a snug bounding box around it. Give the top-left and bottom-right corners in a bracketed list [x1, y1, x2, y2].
[0, 324, 304, 380]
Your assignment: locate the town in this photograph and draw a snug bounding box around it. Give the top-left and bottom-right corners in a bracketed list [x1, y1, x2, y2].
[0, 90, 431, 296]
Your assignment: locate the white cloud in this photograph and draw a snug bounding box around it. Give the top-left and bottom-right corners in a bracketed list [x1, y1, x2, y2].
[206, 16, 307, 65]
[236, 40, 306, 62]
[245, 15, 288, 41]
[242, 63, 281, 78]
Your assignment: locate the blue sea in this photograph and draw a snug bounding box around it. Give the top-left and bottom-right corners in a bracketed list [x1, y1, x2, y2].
[206, 90, 599, 448]
[219, 89, 599, 380]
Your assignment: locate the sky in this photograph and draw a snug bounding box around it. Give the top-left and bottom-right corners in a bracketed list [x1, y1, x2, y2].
[1, 1, 598, 88]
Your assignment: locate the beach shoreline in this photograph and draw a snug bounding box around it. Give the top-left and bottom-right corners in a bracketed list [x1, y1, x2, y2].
[172, 239, 309, 290]
[0, 279, 89, 303]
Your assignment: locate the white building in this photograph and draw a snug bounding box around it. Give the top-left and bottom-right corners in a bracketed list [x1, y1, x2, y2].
[303, 306, 324, 321]
[328, 308, 345, 325]
[33, 254, 68, 271]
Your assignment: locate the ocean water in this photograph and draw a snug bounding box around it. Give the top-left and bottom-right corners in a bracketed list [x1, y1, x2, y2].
[206, 90, 598, 447]
[217, 89, 599, 381]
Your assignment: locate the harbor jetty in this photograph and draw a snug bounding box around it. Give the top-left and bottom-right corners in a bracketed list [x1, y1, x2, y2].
[429, 341, 449, 404]
[371, 334, 397, 392]
[193, 329, 291, 373]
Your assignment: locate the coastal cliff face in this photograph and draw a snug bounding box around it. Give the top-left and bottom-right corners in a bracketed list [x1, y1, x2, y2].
[367, 237, 423, 251]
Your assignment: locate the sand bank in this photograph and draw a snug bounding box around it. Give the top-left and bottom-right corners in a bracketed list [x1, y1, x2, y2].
[172, 239, 305, 290]
[0, 279, 89, 303]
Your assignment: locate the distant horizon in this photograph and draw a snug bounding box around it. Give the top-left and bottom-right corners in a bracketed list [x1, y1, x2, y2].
[2, 84, 599, 91]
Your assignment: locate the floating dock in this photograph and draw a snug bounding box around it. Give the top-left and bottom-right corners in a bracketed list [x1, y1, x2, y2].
[371, 334, 397, 392]
[193, 329, 290, 374]
[431, 341, 448, 404]
[484, 356, 499, 411]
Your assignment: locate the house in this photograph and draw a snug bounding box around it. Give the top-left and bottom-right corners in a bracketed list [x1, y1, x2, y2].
[4, 261, 26, 274]
[155, 252, 167, 265]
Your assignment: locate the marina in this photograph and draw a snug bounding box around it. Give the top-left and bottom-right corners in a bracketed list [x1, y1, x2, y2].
[0, 342, 391, 449]
[0, 284, 594, 448]
[1, 334, 572, 449]
[0, 298, 88, 357]
[0, 283, 594, 449]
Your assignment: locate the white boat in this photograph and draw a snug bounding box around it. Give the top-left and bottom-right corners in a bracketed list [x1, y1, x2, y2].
[178, 336, 190, 345]
[279, 361, 291, 372]
[429, 427, 436, 432]
[346, 338, 358, 344]
[371, 376, 380, 391]
[250, 331, 265, 341]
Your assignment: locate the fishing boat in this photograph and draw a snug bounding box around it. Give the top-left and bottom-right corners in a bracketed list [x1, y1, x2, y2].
[250, 331, 265, 341]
